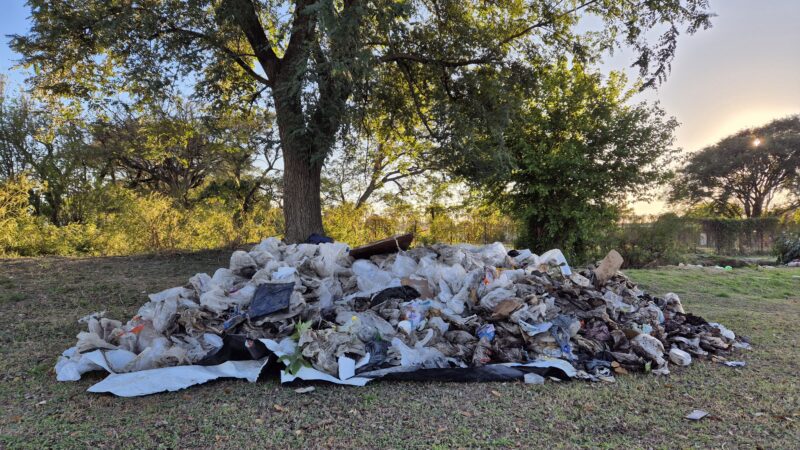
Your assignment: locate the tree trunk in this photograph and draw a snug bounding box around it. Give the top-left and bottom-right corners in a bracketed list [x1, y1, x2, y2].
[751, 198, 764, 217]
[282, 148, 324, 243]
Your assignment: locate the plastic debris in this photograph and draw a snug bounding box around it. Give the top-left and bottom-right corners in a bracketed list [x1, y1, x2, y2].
[669, 348, 692, 366]
[54, 237, 749, 395]
[594, 250, 624, 285]
[686, 409, 709, 421]
[248, 283, 294, 319]
[524, 373, 545, 384]
[723, 361, 746, 367]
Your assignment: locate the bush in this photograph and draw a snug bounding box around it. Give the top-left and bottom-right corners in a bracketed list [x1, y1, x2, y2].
[604, 214, 695, 268]
[774, 233, 800, 264]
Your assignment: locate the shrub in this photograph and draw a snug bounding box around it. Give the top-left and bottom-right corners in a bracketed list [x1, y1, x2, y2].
[605, 214, 695, 268]
[774, 233, 800, 264]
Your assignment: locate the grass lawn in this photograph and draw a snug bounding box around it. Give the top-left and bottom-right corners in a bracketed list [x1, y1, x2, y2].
[0, 251, 798, 448]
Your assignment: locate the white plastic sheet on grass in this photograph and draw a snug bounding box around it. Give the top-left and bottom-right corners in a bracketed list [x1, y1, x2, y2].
[55, 346, 268, 397]
[87, 359, 269, 397]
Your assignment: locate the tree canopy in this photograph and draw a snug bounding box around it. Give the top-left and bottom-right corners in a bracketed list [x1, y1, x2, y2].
[456, 62, 678, 257]
[670, 115, 800, 218]
[12, 0, 713, 241]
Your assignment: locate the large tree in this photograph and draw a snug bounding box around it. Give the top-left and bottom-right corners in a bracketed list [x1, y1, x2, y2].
[456, 62, 678, 257]
[13, 0, 712, 241]
[671, 115, 800, 218]
[0, 83, 92, 225]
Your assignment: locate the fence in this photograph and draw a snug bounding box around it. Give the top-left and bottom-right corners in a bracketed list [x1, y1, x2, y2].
[633, 216, 798, 256]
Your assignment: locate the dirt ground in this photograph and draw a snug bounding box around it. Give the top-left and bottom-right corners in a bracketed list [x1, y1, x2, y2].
[0, 251, 797, 448]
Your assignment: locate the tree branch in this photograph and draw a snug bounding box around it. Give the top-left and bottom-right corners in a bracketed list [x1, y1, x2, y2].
[158, 26, 271, 85]
[220, 0, 281, 82]
[379, 53, 499, 67]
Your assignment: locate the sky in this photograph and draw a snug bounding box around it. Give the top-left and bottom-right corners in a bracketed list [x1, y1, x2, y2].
[1, 0, 799, 214]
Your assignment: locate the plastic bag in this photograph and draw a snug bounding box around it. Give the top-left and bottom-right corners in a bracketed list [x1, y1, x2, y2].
[248, 249, 274, 267]
[200, 287, 232, 313]
[663, 292, 686, 314]
[152, 297, 178, 333]
[254, 237, 283, 259]
[479, 288, 516, 310]
[211, 268, 237, 291]
[390, 330, 448, 368]
[534, 249, 572, 276]
[124, 337, 189, 372]
[316, 242, 350, 277]
[55, 347, 104, 381]
[428, 316, 449, 334]
[336, 310, 396, 340]
[631, 334, 666, 366]
[478, 242, 508, 266]
[228, 284, 256, 308]
[316, 277, 342, 309]
[391, 253, 418, 279]
[189, 273, 213, 296]
[668, 348, 692, 366]
[284, 243, 318, 266]
[148, 286, 191, 303]
[230, 250, 257, 277]
[439, 264, 467, 293]
[352, 260, 395, 294]
[75, 331, 117, 353]
[709, 322, 736, 341]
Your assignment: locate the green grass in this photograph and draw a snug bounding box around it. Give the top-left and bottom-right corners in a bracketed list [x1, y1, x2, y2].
[0, 253, 798, 448]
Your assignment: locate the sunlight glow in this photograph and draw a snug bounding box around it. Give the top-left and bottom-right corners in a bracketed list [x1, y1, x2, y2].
[752, 137, 762, 147]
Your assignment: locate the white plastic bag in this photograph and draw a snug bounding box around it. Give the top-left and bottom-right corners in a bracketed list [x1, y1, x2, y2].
[390, 330, 448, 368]
[254, 237, 283, 259]
[189, 273, 213, 296]
[534, 249, 572, 276]
[228, 284, 256, 307]
[316, 242, 350, 277]
[479, 288, 516, 310]
[211, 268, 237, 290]
[316, 277, 342, 309]
[229, 250, 257, 275]
[55, 347, 104, 381]
[352, 260, 395, 294]
[148, 286, 191, 303]
[478, 242, 508, 266]
[152, 297, 178, 333]
[200, 287, 232, 313]
[391, 254, 418, 278]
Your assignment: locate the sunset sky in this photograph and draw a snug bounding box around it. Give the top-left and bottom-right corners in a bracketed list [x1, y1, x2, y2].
[2, 1, 798, 215]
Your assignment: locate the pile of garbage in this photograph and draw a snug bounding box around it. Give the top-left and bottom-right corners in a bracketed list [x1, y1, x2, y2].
[56, 235, 749, 396]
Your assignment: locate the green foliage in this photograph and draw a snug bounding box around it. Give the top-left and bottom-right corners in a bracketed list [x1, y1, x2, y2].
[12, 0, 714, 241]
[671, 115, 800, 217]
[0, 175, 38, 253]
[458, 63, 678, 259]
[773, 233, 800, 264]
[605, 214, 696, 268]
[683, 201, 743, 219]
[280, 320, 313, 375]
[0, 181, 284, 256]
[322, 201, 516, 248]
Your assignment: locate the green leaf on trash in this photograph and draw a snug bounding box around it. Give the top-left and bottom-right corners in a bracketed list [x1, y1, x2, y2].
[278, 324, 312, 376]
[292, 320, 312, 340]
[279, 351, 310, 376]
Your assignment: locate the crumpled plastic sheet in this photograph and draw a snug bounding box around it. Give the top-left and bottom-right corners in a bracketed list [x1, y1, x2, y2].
[56, 346, 269, 397]
[87, 359, 269, 397]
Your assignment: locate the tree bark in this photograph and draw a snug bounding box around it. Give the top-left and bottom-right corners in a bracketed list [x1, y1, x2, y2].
[282, 148, 324, 243]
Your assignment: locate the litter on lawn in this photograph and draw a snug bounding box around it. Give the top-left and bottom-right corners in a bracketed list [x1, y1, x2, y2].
[55, 235, 750, 396]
